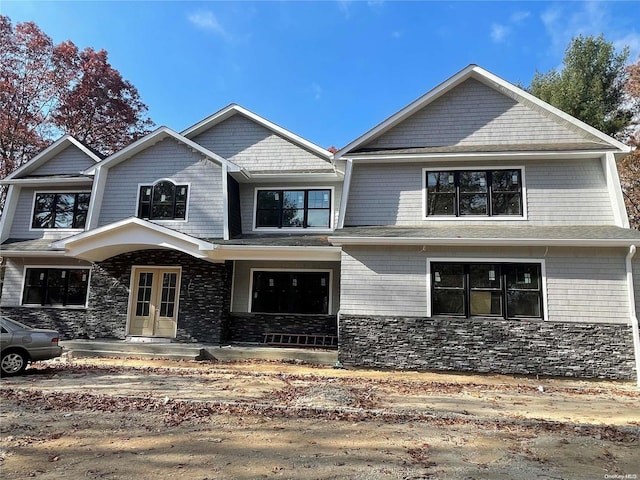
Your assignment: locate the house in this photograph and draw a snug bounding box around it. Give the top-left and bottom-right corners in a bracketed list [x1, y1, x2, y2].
[1, 65, 639, 381]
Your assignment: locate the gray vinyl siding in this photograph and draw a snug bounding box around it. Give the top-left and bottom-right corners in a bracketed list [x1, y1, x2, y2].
[231, 260, 341, 314]
[28, 145, 97, 176]
[9, 185, 92, 240]
[97, 138, 225, 238]
[362, 78, 599, 150]
[339, 245, 629, 324]
[340, 246, 428, 317]
[344, 157, 614, 226]
[191, 114, 332, 172]
[239, 181, 343, 233]
[0, 257, 92, 307]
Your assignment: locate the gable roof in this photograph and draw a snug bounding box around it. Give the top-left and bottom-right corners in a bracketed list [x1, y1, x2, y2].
[336, 64, 631, 158]
[83, 126, 241, 174]
[182, 104, 333, 161]
[4, 135, 103, 181]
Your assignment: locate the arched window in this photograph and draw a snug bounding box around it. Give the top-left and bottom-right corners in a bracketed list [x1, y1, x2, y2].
[138, 180, 188, 220]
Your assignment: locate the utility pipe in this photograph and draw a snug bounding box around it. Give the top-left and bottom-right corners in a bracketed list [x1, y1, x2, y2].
[625, 245, 640, 387]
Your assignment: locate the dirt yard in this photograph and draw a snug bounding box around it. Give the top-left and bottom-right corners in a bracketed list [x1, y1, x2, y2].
[1, 357, 639, 480]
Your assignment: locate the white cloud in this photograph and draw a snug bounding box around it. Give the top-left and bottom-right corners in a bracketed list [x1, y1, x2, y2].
[511, 11, 531, 23]
[310, 83, 323, 101]
[391, 30, 402, 39]
[491, 23, 510, 43]
[188, 11, 228, 38]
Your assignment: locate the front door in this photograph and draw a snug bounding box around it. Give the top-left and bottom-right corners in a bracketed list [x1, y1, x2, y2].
[128, 267, 181, 338]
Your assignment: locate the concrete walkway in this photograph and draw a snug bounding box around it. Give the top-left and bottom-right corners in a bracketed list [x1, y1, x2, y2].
[59, 339, 338, 365]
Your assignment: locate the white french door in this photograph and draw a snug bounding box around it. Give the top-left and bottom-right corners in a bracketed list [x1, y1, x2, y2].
[128, 267, 181, 338]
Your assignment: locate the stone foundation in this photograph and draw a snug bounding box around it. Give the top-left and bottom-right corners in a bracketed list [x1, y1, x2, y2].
[338, 314, 637, 379]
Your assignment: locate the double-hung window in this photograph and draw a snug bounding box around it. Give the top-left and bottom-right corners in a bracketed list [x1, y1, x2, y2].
[255, 189, 331, 229]
[426, 169, 522, 217]
[138, 181, 188, 220]
[251, 271, 330, 314]
[22, 268, 90, 307]
[431, 262, 542, 319]
[32, 192, 91, 229]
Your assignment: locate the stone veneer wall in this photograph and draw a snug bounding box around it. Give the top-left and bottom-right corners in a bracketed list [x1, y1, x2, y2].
[338, 315, 637, 379]
[87, 250, 232, 343]
[226, 313, 337, 343]
[0, 306, 88, 340]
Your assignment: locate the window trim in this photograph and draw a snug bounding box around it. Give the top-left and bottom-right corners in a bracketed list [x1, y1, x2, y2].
[422, 166, 527, 220]
[252, 186, 334, 232]
[248, 268, 333, 315]
[20, 265, 91, 308]
[29, 190, 92, 232]
[426, 258, 547, 320]
[135, 179, 191, 222]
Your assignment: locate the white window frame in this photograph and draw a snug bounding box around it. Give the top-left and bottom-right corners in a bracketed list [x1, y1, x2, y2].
[29, 190, 92, 232]
[252, 186, 335, 233]
[422, 166, 528, 221]
[248, 268, 333, 314]
[426, 257, 547, 320]
[20, 265, 92, 308]
[135, 179, 191, 223]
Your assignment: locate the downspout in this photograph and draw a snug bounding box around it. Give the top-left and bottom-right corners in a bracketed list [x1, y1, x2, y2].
[625, 245, 640, 387]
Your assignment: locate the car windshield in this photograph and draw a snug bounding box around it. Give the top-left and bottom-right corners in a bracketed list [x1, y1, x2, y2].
[0, 317, 34, 331]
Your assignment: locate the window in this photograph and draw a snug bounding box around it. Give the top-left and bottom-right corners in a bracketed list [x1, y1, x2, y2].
[255, 189, 331, 228]
[22, 268, 90, 307]
[32, 192, 90, 229]
[426, 169, 522, 216]
[431, 262, 542, 319]
[138, 181, 188, 220]
[251, 271, 330, 314]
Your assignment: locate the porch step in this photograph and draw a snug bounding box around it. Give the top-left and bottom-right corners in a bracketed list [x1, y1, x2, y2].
[263, 333, 338, 348]
[59, 339, 338, 365]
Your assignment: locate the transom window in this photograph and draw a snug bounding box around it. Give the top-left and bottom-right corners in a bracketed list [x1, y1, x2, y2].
[251, 271, 330, 314]
[22, 268, 90, 307]
[32, 192, 90, 229]
[138, 181, 188, 220]
[431, 262, 542, 319]
[255, 189, 331, 228]
[426, 169, 522, 216]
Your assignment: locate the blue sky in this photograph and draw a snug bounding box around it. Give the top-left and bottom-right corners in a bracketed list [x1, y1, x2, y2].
[2, 1, 639, 150]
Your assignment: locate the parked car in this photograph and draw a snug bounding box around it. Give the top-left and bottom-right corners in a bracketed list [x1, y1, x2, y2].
[0, 316, 63, 376]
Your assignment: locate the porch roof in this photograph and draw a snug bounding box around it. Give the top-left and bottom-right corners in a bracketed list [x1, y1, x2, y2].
[329, 225, 640, 247]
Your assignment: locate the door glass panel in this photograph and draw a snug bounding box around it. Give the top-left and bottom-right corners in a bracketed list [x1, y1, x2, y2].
[159, 272, 178, 317]
[136, 272, 153, 316]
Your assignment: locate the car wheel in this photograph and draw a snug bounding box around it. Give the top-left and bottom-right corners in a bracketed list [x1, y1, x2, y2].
[1, 350, 28, 377]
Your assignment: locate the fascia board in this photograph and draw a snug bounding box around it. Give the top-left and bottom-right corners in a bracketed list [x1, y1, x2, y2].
[0, 177, 94, 186]
[328, 236, 640, 247]
[243, 172, 342, 183]
[209, 245, 342, 261]
[5, 136, 102, 180]
[343, 149, 617, 163]
[85, 127, 234, 173]
[182, 104, 333, 161]
[0, 250, 67, 257]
